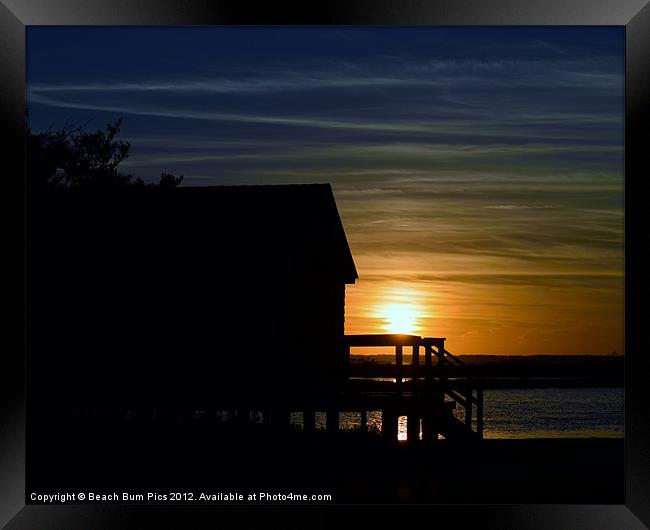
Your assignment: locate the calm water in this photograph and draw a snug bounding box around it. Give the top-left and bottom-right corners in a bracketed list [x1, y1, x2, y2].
[478, 387, 624, 438]
[287, 387, 624, 439]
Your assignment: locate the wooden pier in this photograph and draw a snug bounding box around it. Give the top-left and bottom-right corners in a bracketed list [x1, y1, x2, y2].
[337, 334, 484, 443]
[197, 334, 484, 444]
[73, 334, 484, 445]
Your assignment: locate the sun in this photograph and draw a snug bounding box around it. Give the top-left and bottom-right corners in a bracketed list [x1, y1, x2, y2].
[380, 303, 420, 335]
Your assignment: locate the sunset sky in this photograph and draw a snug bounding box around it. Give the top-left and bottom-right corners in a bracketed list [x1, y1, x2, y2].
[27, 27, 624, 355]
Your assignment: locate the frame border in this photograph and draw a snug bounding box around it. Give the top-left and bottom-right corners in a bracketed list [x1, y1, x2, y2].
[2, 1, 648, 527]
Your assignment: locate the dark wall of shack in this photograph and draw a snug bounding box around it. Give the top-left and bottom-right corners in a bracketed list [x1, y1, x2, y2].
[28, 189, 349, 415]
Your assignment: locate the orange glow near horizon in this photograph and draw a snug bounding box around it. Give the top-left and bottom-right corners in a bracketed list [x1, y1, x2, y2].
[344, 268, 624, 356]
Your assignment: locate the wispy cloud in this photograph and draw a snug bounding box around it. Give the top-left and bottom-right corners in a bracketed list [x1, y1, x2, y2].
[483, 204, 560, 210]
[28, 75, 447, 95]
[26, 27, 625, 354]
[28, 91, 622, 147]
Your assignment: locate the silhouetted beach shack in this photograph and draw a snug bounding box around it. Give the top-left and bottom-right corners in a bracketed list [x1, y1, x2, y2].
[30, 184, 358, 412]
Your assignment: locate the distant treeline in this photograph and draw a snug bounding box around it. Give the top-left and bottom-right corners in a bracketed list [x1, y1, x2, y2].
[350, 354, 624, 386]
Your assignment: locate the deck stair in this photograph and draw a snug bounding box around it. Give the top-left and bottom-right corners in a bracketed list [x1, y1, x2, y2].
[341, 334, 484, 443]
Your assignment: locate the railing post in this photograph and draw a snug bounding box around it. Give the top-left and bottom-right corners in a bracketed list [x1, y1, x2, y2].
[477, 380, 484, 439]
[359, 409, 367, 432]
[303, 409, 315, 433]
[412, 344, 419, 387]
[435, 340, 446, 401]
[270, 408, 289, 430]
[326, 408, 339, 434]
[395, 345, 403, 386]
[422, 413, 436, 442]
[436, 341, 445, 365]
[382, 408, 397, 442]
[465, 377, 473, 431]
[407, 412, 420, 443]
[424, 343, 432, 366]
[235, 409, 249, 427]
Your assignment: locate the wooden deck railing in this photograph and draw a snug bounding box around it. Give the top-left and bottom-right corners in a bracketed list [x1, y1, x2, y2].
[344, 334, 483, 441]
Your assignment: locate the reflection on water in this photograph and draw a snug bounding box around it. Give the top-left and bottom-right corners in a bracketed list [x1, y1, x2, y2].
[283, 387, 623, 439]
[289, 410, 383, 433]
[478, 387, 624, 439]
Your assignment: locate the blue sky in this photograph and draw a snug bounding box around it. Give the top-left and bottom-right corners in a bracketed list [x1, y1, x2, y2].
[26, 27, 625, 354]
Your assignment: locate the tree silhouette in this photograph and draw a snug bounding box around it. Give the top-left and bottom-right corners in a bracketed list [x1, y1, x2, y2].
[27, 117, 183, 190]
[158, 172, 184, 189]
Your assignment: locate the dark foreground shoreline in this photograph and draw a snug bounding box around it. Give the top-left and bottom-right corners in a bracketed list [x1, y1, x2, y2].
[29, 425, 623, 504]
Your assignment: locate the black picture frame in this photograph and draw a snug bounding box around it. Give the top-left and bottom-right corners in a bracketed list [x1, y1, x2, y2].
[2, 1, 648, 527]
